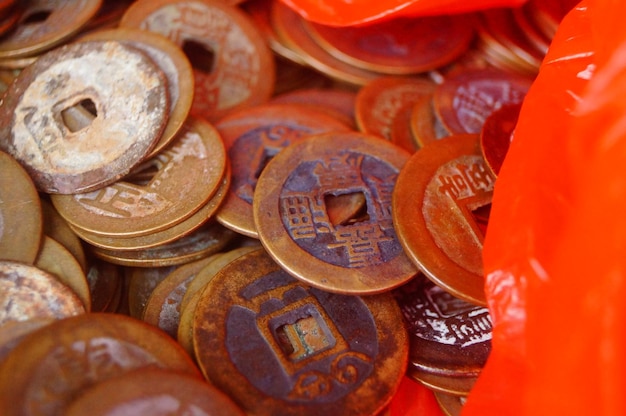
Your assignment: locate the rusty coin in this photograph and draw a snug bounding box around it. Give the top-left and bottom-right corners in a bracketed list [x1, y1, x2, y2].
[0, 40, 170, 194]
[480, 103, 521, 176]
[192, 248, 408, 416]
[254, 132, 418, 295]
[393, 134, 495, 305]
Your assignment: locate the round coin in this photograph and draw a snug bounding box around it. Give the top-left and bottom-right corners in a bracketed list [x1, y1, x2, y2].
[192, 248, 408, 416]
[0, 150, 42, 263]
[393, 135, 495, 305]
[254, 132, 418, 295]
[0, 40, 170, 194]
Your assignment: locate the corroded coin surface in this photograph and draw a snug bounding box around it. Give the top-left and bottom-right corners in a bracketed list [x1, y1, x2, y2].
[193, 249, 408, 416]
[0, 40, 170, 194]
[254, 132, 417, 294]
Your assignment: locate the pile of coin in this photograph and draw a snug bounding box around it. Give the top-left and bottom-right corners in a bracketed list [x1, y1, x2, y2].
[0, 0, 574, 415]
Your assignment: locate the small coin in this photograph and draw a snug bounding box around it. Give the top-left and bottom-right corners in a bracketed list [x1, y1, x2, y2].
[393, 134, 495, 305]
[0, 40, 170, 194]
[254, 132, 418, 295]
[192, 248, 408, 416]
[0, 150, 42, 263]
[480, 103, 521, 176]
[65, 367, 245, 416]
[0, 313, 199, 416]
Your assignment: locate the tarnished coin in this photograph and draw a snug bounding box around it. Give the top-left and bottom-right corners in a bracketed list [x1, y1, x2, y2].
[393, 274, 492, 395]
[304, 14, 475, 75]
[79, 27, 194, 157]
[0, 261, 84, 324]
[0, 40, 170, 194]
[51, 116, 226, 237]
[0, 150, 42, 263]
[0, 313, 199, 416]
[65, 367, 245, 416]
[480, 103, 521, 176]
[35, 236, 91, 311]
[393, 135, 495, 305]
[254, 132, 418, 295]
[193, 248, 408, 416]
[216, 103, 351, 238]
[0, 0, 102, 59]
[121, 0, 275, 122]
[127, 266, 177, 319]
[433, 68, 532, 135]
[40, 199, 87, 272]
[355, 76, 436, 141]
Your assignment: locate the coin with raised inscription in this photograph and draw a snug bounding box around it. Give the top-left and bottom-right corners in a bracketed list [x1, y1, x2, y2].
[193, 248, 408, 416]
[393, 273, 492, 395]
[121, 0, 275, 122]
[393, 134, 495, 305]
[0, 313, 200, 416]
[254, 132, 418, 294]
[0, 40, 170, 194]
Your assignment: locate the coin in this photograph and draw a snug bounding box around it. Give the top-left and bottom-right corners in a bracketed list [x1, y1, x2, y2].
[0, 318, 53, 364]
[480, 103, 521, 176]
[410, 94, 448, 149]
[51, 116, 226, 237]
[0, 150, 42, 263]
[0, 313, 200, 416]
[65, 367, 245, 416]
[40, 199, 87, 272]
[192, 248, 408, 416]
[0, 40, 170, 194]
[127, 266, 177, 319]
[216, 103, 351, 238]
[254, 132, 418, 295]
[121, 0, 275, 122]
[270, 88, 357, 128]
[393, 134, 495, 305]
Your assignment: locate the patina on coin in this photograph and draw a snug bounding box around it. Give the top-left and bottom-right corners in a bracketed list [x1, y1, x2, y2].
[0, 40, 170, 194]
[393, 135, 495, 305]
[254, 132, 417, 295]
[193, 249, 408, 416]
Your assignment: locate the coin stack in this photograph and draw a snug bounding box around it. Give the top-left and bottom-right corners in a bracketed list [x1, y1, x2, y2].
[0, 0, 575, 415]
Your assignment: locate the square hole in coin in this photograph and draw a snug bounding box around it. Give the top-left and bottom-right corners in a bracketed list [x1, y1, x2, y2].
[61, 98, 97, 133]
[273, 305, 335, 363]
[325, 192, 368, 226]
[23, 10, 52, 25]
[182, 40, 215, 74]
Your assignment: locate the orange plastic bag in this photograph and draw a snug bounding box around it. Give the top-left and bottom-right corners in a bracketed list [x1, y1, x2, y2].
[464, 0, 626, 414]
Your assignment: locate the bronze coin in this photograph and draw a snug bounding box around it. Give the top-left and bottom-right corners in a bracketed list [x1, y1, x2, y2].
[127, 265, 177, 319]
[480, 103, 521, 176]
[0, 313, 199, 416]
[192, 248, 408, 416]
[304, 14, 475, 75]
[215, 103, 351, 238]
[40, 199, 87, 272]
[0, 0, 102, 59]
[0, 150, 42, 263]
[254, 132, 418, 295]
[433, 68, 532, 135]
[0, 40, 170, 194]
[0, 261, 85, 324]
[393, 134, 495, 305]
[121, 0, 275, 122]
[393, 273, 491, 395]
[51, 116, 226, 237]
[79, 27, 194, 158]
[355, 76, 436, 141]
[65, 367, 245, 416]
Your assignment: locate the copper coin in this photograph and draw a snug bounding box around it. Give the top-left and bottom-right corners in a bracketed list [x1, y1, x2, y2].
[480, 103, 521, 176]
[393, 134, 495, 305]
[65, 367, 245, 416]
[0, 150, 42, 263]
[79, 28, 194, 158]
[86, 259, 123, 313]
[0, 40, 170, 194]
[270, 88, 357, 128]
[433, 68, 532, 135]
[216, 103, 351, 238]
[271, 0, 379, 87]
[192, 248, 408, 416]
[90, 222, 236, 268]
[0, 0, 102, 59]
[0, 313, 199, 416]
[51, 116, 226, 237]
[355, 76, 436, 141]
[0, 261, 85, 324]
[254, 132, 418, 295]
[35, 235, 91, 311]
[434, 392, 466, 416]
[305, 14, 475, 75]
[121, 0, 275, 122]
[40, 199, 87, 272]
[393, 273, 491, 395]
